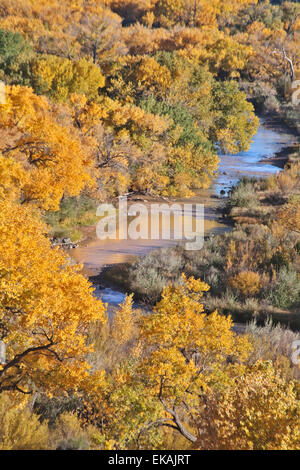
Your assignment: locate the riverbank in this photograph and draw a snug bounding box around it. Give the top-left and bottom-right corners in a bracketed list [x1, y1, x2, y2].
[257, 114, 299, 168]
[69, 117, 300, 329]
[112, 149, 300, 329]
[259, 144, 298, 168]
[71, 118, 297, 271]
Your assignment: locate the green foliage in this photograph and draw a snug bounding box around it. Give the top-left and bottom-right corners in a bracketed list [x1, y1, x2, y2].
[210, 81, 259, 153]
[129, 247, 183, 303]
[140, 95, 212, 151]
[124, 171, 300, 321]
[0, 29, 32, 84]
[229, 179, 259, 209]
[267, 268, 300, 309]
[44, 194, 99, 240]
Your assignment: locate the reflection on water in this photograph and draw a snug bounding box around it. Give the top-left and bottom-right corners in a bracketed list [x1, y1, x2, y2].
[214, 121, 294, 194]
[72, 120, 295, 278]
[93, 287, 126, 305]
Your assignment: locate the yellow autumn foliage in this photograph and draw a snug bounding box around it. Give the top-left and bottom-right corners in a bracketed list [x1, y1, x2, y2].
[0, 198, 106, 395]
[111, 294, 137, 344]
[139, 274, 251, 400]
[0, 85, 96, 210]
[196, 361, 300, 450]
[31, 56, 105, 102]
[230, 271, 262, 297]
[0, 393, 49, 450]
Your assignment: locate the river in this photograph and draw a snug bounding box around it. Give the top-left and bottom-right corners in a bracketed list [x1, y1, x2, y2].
[72, 118, 296, 305]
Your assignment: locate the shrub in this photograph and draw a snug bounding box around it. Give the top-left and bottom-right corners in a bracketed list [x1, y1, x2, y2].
[69, 229, 82, 242]
[128, 247, 184, 302]
[269, 251, 291, 271]
[277, 173, 296, 193]
[51, 412, 99, 450]
[33, 394, 83, 426]
[267, 268, 300, 309]
[295, 241, 300, 255]
[243, 297, 259, 313]
[246, 318, 300, 380]
[0, 394, 49, 450]
[264, 95, 280, 113]
[197, 362, 300, 450]
[229, 181, 259, 209]
[265, 175, 277, 191]
[45, 195, 98, 227]
[129, 266, 167, 303]
[230, 271, 261, 297]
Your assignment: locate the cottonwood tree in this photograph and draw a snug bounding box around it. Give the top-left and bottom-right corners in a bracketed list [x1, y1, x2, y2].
[0, 85, 96, 210]
[194, 362, 300, 450]
[86, 275, 251, 448]
[0, 199, 105, 396]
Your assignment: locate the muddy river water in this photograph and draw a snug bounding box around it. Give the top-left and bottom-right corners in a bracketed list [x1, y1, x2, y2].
[71, 119, 296, 304]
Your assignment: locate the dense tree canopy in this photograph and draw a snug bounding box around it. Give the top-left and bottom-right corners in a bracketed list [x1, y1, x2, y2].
[0, 0, 262, 199]
[0, 86, 96, 210]
[0, 199, 105, 396]
[0, 0, 299, 451]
